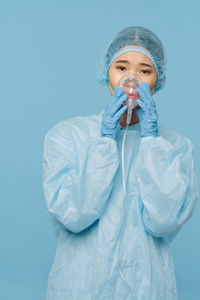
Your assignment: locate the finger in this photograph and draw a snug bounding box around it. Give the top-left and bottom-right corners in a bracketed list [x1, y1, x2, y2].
[139, 82, 156, 108]
[108, 86, 124, 110]
[138, 82, 151, 100]
[139, 82, 156, 107]
[117, 93, 128, 106]
[114, 104, 128, 122]
[136, 87, 148, 104]
[141, 81, 151, 94]
[136, 99, 145, 110]
[112, 93, 128, 115]
[113, 86, 124, 99]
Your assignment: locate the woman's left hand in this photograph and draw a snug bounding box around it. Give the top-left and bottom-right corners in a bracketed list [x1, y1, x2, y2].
[136, 82, 159, 138]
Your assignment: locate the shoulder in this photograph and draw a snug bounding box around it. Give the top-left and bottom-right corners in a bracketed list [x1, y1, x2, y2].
[44, 111, 103, 142]
[158, 125, 194, 153]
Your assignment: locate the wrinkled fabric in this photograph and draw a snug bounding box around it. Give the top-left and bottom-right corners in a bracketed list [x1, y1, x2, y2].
[42, 111, 198, 300]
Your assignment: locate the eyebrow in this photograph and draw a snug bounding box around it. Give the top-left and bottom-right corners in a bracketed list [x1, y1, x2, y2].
[115, 60, 153, 68]
[115, 60, 130, 64]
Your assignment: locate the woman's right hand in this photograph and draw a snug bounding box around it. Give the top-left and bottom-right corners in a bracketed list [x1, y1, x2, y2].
[101, 86, 128, 140]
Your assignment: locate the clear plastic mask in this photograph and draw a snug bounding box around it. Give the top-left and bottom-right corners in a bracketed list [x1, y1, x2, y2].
[118, 72, 144, 110]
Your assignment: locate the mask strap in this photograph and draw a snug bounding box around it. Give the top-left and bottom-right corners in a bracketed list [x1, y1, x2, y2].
[108, 78, 115, 92]
[150, 84, 156, 92]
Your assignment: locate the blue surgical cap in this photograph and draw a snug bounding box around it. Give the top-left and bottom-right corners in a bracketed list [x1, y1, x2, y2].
[98, 26, 166, 92]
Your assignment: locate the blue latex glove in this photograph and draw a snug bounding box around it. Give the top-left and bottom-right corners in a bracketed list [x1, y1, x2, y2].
[101, 86, 128, 140]
[136, 82, 159, 138]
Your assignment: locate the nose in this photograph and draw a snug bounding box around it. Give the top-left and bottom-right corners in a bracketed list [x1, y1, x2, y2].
[119, 72, 144, 84]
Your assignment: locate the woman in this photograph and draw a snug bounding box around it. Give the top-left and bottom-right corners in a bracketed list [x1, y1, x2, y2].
[42, 26, 198, 300]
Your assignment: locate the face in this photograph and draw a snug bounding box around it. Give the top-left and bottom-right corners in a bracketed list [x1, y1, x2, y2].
[108, 51, 157, 95]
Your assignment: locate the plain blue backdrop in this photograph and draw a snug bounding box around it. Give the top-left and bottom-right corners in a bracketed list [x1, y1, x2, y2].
[0, 0, 199, 299]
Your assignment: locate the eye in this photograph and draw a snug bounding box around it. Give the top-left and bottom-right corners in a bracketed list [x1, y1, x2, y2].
[140, 69, 151, 74]
[116, 66, 126, 71]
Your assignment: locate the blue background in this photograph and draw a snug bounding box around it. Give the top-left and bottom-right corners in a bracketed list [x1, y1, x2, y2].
[1, 0, 199, 299]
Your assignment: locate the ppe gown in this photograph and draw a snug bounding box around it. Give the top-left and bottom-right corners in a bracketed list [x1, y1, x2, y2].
[42, 111, 198, 300]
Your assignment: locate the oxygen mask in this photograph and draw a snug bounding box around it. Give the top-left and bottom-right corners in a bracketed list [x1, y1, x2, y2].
[118, 72, 143, 124]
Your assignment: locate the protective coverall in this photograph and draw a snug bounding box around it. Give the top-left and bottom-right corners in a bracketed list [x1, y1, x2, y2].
[43, 111, 198, 300]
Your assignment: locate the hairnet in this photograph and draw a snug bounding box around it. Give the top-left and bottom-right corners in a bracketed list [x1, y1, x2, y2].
[98, 26, 166, 92]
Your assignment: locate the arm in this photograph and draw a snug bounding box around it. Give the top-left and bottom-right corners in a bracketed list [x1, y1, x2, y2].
[135, 82, 198, 239]
[42, 120, 119, 234]
[137, 135, 198, 238]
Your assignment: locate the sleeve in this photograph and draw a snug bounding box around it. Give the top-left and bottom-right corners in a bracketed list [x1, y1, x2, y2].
[137, 135, 199, 238]
[42, 121, 119, 234]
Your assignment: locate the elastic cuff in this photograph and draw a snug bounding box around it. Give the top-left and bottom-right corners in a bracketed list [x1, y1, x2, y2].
[101, 133, 116, 141]
[141, 133, 159, 138]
